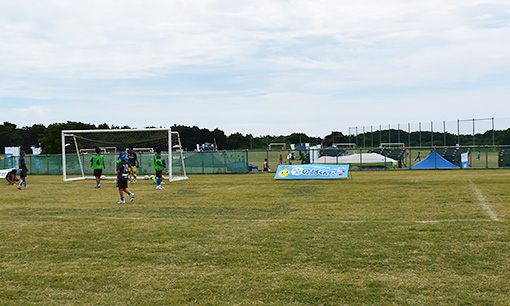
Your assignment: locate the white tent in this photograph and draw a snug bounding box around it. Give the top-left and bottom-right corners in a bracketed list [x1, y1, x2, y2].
[315, 153, 398, 167]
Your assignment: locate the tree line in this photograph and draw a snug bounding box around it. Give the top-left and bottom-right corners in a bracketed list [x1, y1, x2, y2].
[1, 121, 510, 154]
[0, 121, 324, 154]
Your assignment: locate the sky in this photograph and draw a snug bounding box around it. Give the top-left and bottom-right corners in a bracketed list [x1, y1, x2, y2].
[1, 0, 510, 137]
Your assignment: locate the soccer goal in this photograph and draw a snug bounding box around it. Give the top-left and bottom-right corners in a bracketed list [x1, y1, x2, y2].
[379, 143, 405, 148]
[269, 142, 286, 150]
[61, 128, 188, 182]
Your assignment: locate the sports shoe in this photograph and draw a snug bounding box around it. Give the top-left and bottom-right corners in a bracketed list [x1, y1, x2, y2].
[95, 185, 101, 188]
[17, 185, 21, 190]
[156, 185, 165, 190]
[130, 193, 135, 202]
[117, 199, 126, 204]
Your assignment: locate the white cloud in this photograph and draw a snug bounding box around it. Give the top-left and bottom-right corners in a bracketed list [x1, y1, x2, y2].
[9, 105, 51, 124]
[0, 0, 510, 135]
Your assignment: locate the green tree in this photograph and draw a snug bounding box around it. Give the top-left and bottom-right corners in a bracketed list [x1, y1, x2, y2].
[496, 129, 510, 145]
[226, 132, 249, 149]
[40, 121, 97, 154]
[20, 124, 47, 151]
[0, 122, 21, 153]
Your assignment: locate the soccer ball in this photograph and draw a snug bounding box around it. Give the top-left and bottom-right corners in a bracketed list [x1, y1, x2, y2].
[144, 175, 149, 180]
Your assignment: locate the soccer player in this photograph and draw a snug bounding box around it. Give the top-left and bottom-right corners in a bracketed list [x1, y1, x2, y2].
[153, 148, 166, 190]
[5, 169, 19, 185]
[127, 146, 139, 183]
[414, 151, 421, 162]
[90, 147, 105, 188]
[117, 151, 134, 204]
[18, 150, 29, 190]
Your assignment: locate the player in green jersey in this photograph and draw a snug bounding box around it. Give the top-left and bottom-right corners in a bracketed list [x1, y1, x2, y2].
[90, 147, 105, 188]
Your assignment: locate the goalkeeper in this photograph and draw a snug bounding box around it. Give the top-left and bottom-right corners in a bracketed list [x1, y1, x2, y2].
[153, 148, 166, 190]
[127, 146, 139, 183]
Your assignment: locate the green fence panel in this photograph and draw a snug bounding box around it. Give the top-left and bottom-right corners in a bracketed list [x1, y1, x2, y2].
[0, 151, 250, 175]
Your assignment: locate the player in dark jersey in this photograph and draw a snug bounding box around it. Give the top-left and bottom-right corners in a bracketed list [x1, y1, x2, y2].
[127, 146, 139, 183]
[116, 151, 135, 204]
[18, 150, 29, 190]
[5, 169, 19, 185]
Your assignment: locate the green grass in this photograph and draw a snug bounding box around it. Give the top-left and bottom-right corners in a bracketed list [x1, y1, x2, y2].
[249, 150, 289, 170]
[1, 170, 509, 305]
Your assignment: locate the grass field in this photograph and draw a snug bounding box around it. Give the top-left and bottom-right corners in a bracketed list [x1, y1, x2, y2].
[1, 170, 509, 305]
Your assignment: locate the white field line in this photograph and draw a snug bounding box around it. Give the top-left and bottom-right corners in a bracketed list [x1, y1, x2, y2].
[95, 217, 497, 223]
[0, 215, 499, 224]
[469, 181, 500, 222]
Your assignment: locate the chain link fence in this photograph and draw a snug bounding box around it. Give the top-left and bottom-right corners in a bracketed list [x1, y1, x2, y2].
[1, 151, 249, 175]
[3, 147, 510, 175]
[248, 146, 510, 171]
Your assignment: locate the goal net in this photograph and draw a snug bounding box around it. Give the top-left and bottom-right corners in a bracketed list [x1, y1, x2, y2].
[61, 128, 188, 182]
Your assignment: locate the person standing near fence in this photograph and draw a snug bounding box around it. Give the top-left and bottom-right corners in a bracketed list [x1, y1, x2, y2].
[414, 151, 421, 161]
[18, 150, 29, 190]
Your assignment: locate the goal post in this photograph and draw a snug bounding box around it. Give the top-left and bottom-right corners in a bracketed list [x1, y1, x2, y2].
[61, 128, 188, 182]
[169, 131, 188, 181]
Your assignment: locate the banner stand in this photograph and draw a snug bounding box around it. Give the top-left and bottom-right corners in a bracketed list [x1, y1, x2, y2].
[274, 164, 350, 180]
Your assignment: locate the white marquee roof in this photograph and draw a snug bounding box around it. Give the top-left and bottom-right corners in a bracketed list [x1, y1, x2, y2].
[314, 153, 397, 164]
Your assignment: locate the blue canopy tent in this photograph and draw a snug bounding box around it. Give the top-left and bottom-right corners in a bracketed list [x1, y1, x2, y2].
[410, 151, 460, 169]
[321, 146, 345, 157]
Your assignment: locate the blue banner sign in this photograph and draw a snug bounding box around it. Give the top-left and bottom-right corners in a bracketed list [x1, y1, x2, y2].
[274, 164, 349, 180]
[461, 152, 469, 168]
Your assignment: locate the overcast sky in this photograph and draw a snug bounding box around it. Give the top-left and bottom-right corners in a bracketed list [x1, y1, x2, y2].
[1, 0, 509, 136]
